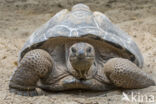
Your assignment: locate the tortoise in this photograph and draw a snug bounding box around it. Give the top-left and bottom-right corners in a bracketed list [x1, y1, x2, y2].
[9, 3, 155, 96]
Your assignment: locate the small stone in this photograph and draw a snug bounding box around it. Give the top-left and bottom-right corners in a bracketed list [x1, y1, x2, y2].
[147, 64, 150, 67]
[14, 61, 18, 66]
[2, 56, 7, 59]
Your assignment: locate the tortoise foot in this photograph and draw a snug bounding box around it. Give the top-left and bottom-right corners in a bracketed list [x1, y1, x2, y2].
[104, 58, 155, 89]
[9, 88, 38, 97]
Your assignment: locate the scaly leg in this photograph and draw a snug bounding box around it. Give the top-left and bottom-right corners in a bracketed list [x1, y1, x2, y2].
[104, 58, 155, 89]
[9, 49, 53, 96]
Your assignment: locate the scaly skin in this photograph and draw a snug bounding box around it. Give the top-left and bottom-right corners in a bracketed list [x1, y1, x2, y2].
[104, 58, 155, 88]
[9, 49, 53, 96]
[9, 43, 155, 96]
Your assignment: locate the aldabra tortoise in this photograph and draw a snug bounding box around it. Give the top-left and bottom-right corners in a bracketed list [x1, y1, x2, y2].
[9, 3, 155, 96]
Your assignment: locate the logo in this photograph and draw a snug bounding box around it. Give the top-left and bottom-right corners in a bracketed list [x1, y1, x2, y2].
[122, 92, 155, 103]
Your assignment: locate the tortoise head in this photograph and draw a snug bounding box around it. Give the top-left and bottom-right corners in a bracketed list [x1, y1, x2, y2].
[68, 42, 95, 80]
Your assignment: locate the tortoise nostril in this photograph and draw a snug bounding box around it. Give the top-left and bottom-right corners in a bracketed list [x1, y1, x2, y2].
[78, 50, 85, 58]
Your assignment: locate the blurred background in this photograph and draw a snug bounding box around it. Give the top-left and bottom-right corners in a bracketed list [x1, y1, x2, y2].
[0, 0, 156, 104]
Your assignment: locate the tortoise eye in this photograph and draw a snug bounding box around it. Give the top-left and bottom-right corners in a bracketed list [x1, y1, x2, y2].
[87, 47, 92, 53]
[71, 47, 76, 53]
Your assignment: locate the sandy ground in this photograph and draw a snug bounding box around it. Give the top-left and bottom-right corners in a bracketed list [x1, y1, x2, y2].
[0, 0, 156, 104]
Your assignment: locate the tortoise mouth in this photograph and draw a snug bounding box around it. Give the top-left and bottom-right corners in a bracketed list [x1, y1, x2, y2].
[70, 56, 94, 68]
[70, 56, 94, 61]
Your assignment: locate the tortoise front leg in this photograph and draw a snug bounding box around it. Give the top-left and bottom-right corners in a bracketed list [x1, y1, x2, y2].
[104, 58, 155, 89]
[9, 49, 53, 96]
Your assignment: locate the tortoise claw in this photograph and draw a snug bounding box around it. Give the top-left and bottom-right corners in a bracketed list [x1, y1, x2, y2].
[9, 88, 38, 97]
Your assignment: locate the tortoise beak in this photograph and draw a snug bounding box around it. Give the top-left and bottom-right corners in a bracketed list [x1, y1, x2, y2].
[77, 50, 85, 59]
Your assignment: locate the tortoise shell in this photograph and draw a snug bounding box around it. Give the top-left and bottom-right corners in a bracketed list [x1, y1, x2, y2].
[19, 4, 143, 67]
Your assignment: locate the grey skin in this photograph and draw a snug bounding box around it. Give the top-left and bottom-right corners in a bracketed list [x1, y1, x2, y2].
[69, 43, 95, 80]
[9, 4, 155, 96]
